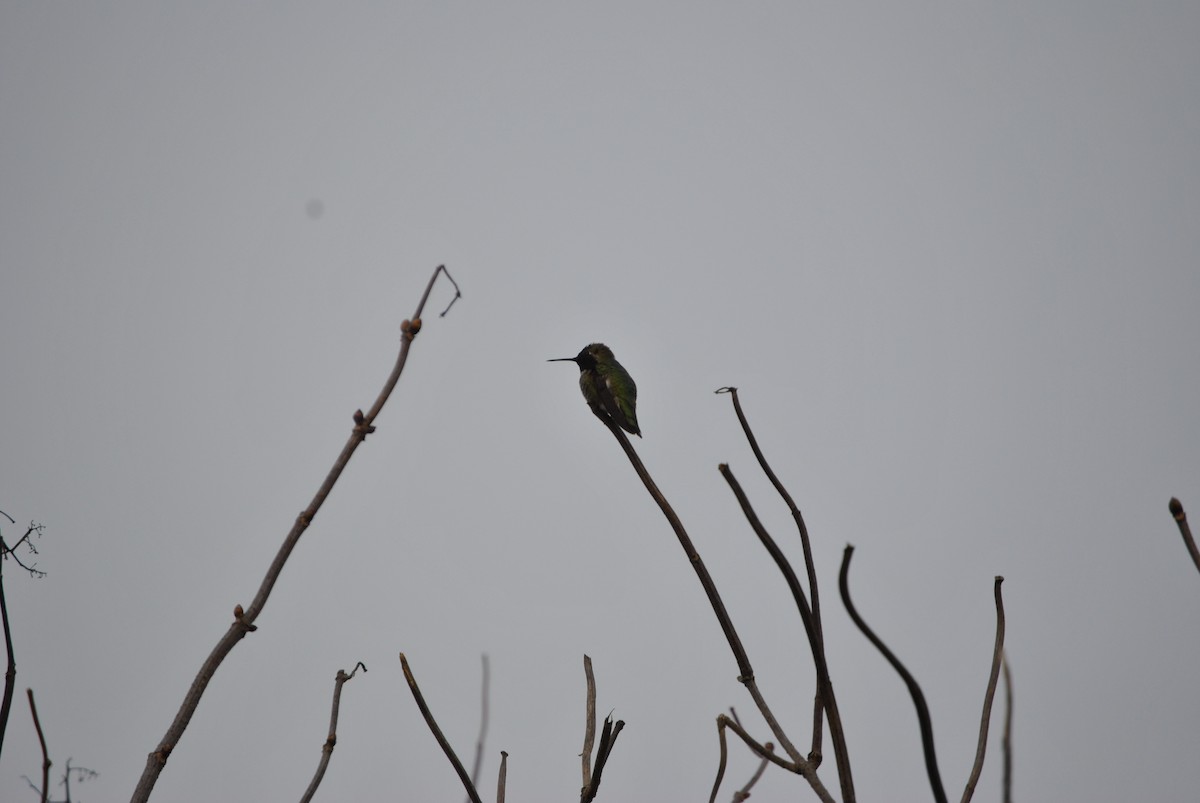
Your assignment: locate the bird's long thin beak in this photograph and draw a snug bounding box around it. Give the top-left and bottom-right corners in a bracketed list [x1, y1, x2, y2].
[547, 357, 576, 363]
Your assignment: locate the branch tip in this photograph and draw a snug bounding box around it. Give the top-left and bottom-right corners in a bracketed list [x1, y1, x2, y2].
[1170, 497, 1184, 520]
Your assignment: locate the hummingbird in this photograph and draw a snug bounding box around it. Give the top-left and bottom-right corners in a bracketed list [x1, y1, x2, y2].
[549, 343, 642, 437]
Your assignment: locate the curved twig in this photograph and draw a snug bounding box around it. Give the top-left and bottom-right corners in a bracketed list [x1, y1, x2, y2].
[718, 464, 852, 779]
[1169, 498, 1200, 574]
[27, 689, 50, 803]
[839, 546, 947, 803]
[130, 266, 458, 802]
[712, 715, 836, 803]
[299, 662, 366, 803]
[960, 577, 1006, 803]
[399, 653, 483, 803]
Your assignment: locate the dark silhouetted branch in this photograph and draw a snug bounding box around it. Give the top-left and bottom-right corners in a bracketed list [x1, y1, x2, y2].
[497, 751, 508, 803]
[1169, 498, 1200, 574]
[28, 688, 50, 803]
[299, 661, 366, 803]
[718, 460, 853, 794]
[130, 265, 458, 803]
[839, 545, 947, 803]
[960, 577, 1006, 803]
[581, 714, 624, 803]
[715, 386, 859, 796]
[399, 653, 482, 803]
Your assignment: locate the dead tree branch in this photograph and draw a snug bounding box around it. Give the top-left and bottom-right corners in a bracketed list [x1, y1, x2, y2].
[839, 545, 947, 803]
[716, 386, 854, 793]
[579, 656, 624, 803]
[299, 661, 366, 803]
[28, 688, 50, 803]
[130, 265, 459, 802]
[399, 653, 483, 803]
[960, 577, 1006, 803]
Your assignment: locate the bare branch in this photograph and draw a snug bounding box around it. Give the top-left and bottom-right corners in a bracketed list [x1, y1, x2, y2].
[712, 714, 836, 803]
[1169, 497, 1200, 574]
[839, 545, 947, 803]
[496, 751, 508, 803]
[581, 655, 596, 789]
[707, 715, 730, 803]
[399, 653, 482, 803]
[466, 654, 490, 803]
[732, 741, 772, 803]
[960, 577, 1006, 803]
[580, 657, 624, 803]
[717, 386, 856, 793]
[299, 662, 366, 803]
[718, 462, 853, 782]
[27, 689, 50, 803]
[130, 265, 458, 802]
[581, 714, 624, 803]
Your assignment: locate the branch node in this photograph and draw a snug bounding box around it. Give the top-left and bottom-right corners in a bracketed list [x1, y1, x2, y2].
[232, 604, 257, 632]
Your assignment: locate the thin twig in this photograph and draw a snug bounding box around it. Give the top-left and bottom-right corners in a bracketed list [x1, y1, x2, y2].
[839, 545, 947, 803]
[712, 715, 836, 803]
[130, 265, 458, 802]
[1169, 498, 1200, 574]
[732, 741, 773, 803]
[708, 715, 730, 803]
[581, 655, 596, 789]
[718, 462, 852, 787]
[299, 661, 366, 803]
[399, 653, 482, 803]
[960, 577, 1006, 803]
[717, 387, 855, 793]
[467, 654, 490, 803]
[496, 751, 508, 803]
[1001, 653, 1013, 803]
[27, 688, 50, 803]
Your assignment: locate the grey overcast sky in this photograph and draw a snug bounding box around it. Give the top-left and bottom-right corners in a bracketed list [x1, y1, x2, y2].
[3, 4, 1199, 802]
